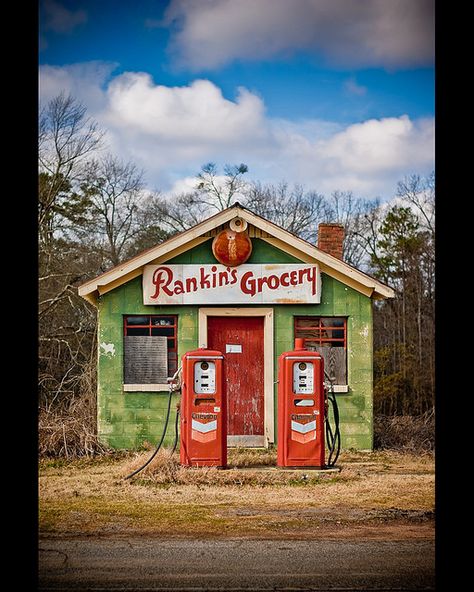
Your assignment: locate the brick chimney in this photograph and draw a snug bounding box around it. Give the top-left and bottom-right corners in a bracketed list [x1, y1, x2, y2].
[317, 223, 345, 260]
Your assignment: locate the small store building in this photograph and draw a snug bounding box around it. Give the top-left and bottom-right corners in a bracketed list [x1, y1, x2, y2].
[78, 204, 394, 451]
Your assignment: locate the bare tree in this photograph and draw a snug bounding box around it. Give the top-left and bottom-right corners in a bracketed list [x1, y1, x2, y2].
[159, 162, 249, 233]
[324, 190, 380, 267]
[159, 192, 210, 233]
[396, 172, 435, 236]
[352, 205, 386, 273]
[81, 154, 149, 266]
[195, 162, 249, 211]
[124, 192, 172, 258]
[244, 181, 327, 241]
[39, 92, 103, 246]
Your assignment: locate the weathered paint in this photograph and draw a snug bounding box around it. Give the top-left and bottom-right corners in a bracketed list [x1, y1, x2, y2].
[97, 238, 373, 450]
[142, 263, 321, 305]
[99, 342, 116, 357]
[207, 316, 265, 437]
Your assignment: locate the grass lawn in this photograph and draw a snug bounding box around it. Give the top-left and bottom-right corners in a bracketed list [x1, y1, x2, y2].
[39, 448, 434, 540]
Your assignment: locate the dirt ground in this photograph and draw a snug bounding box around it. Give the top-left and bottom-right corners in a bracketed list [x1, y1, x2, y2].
[39, 448, 434, 541]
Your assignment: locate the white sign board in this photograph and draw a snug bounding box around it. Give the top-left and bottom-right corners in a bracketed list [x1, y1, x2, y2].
[142, 264, 321, 305]
[226, 344, 242, 353]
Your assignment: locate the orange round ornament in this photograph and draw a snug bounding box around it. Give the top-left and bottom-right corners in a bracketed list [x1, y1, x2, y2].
[211, 229, 252, 267]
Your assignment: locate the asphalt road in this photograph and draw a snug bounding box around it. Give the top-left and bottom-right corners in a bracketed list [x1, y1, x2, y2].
[39, 537, 435, 591]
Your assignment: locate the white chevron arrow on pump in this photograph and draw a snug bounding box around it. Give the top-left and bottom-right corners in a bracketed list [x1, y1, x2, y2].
[192, 419, 217, 433]
[291, 420, 316, 434]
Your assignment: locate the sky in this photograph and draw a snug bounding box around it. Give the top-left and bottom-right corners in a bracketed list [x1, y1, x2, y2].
[38, 0, 435, 201]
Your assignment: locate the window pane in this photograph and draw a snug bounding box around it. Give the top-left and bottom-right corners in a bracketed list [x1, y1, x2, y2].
[123, 315, 178, 379]
[126, 316, 150, 325]
[168, 352, 178, 375]
[295, 316, 347, 384]
[151, 317, 175, 326]
[126, 327, 150, 336]
[296, 318, 320, 329]
[151, 327, 175, 337]
[296, 329, 321, 339]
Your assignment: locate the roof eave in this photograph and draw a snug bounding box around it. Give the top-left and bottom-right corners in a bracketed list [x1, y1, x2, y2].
[77, 203, 395, 303]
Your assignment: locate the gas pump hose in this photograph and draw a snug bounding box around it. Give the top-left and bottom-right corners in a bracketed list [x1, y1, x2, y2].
[324, 371, 341, 467]
[171, 407, 180, 454]
[124, 367, 181, 480]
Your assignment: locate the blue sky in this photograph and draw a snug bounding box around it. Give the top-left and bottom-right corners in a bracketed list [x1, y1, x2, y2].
[39, 0, 434, 200]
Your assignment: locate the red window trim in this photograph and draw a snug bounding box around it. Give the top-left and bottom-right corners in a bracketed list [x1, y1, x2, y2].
[124, 315, 178, 377]
[294, 316, 347, 349]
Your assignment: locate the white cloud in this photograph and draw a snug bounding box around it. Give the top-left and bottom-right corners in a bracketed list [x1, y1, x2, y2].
[104, 74, 269, 145]
[42, 0, 87, 34]
[38, 63, 434, 199]
[165, 176, 198, 196]
[308, 116, 434, 195]
[162, 0, 434, 71]
[321, 116, 434, 173]
[39, 61, 118, 112]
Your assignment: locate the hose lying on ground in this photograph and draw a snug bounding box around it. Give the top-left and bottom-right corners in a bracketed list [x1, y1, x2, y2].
[124, 367, 181, 480]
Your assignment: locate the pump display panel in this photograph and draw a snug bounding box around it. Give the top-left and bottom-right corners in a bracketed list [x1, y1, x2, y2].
[293, 361, 314, 394]
[194, 361, 216, 394]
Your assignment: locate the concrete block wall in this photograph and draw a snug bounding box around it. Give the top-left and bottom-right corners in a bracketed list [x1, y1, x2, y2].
[96, 238, 373, 450]
[272, 274, 373, 450]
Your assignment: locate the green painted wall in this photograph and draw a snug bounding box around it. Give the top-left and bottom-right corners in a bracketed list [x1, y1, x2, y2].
[97, 238, 373, 450]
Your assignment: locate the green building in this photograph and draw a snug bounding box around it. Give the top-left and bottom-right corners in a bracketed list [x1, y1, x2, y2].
[78, 204, 394, 451]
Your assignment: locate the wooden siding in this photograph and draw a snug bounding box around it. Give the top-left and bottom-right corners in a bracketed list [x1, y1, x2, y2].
[204, 223, 270, 238]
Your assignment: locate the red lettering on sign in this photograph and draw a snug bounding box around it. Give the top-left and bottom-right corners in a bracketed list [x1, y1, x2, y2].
[186, 277, 197, 292]
[257, 275, 266, 293]
[240, 271, 256, 296]
[307, 266, 317, 295]
[211, 265, 218, 288]
[147, 264, 319, 302]
[218, 270, 229, 286]
[151, 267, 174, 299]
[200, 267, 211, 289]
[267, 274, 279, 289]
[174, 279, 184, 295]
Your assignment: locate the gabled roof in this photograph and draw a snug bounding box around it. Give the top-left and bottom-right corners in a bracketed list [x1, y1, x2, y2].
[78, 203, 394, 305]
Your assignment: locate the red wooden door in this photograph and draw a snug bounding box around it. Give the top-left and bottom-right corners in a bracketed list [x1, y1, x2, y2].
[207, 316, 264, 444]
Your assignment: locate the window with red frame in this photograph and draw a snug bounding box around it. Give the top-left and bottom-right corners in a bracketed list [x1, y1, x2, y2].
[124, 315, 178, 382]
[294, 317, 347, 384]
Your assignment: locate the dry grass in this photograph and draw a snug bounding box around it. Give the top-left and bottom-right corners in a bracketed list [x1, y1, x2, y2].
[38, 409, 435, 458]
[228, 447, 277, 467]
[39, 387, 111, 458]
[374, 411, 435, 452]
[39, 448, 434, 539]
[120, 447, 341, 487]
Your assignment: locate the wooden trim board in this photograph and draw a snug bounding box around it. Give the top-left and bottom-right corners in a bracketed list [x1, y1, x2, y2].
[78, 205, 394, 302]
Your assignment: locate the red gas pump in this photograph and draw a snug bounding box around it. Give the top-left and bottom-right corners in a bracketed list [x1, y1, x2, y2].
[277, 338, 326, 468]
[180, 348, 227, 468]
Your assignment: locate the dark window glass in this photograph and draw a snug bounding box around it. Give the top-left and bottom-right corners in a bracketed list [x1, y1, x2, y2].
[125, 316, 150, 325]
[126, 327, 150, 336]
[151, 327, 175, 337]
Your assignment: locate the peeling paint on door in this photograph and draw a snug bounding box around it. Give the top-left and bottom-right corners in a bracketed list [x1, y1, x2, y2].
[207, 316, 264, 439]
